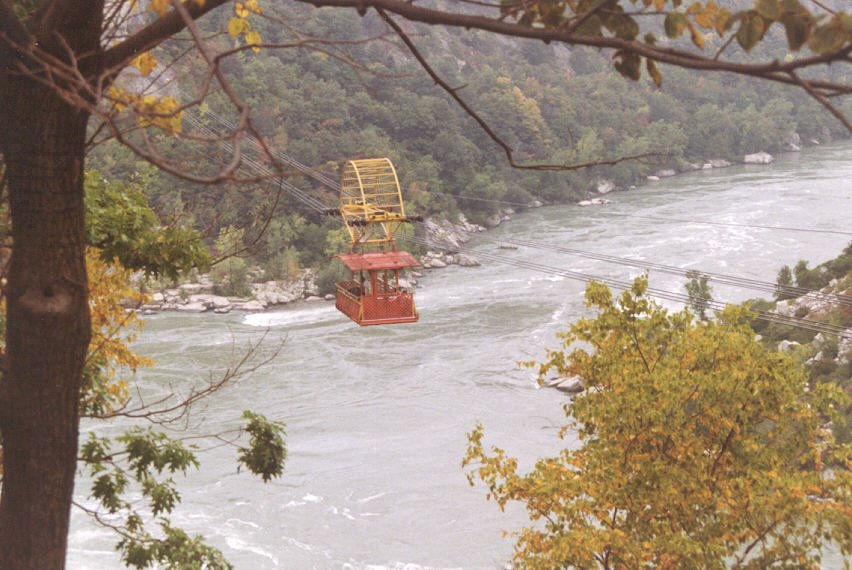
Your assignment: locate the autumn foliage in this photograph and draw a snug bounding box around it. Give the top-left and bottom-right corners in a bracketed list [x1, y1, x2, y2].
[464, 278, 851, 569]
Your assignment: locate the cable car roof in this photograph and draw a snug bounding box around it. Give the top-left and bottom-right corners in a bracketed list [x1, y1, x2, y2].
[339, 251, 421, 271]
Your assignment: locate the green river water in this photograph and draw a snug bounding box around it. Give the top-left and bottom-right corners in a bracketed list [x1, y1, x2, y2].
[69, 143, 851, 569]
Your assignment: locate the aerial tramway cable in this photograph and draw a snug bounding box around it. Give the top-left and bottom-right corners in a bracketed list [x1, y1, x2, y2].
[191, 111, 851, 339]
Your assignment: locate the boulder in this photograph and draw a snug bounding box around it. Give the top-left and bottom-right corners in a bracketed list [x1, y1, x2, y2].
[176, 302, 207, 313]
[429, 258, 447, 268]
[324, 294, 335, 301]
[701, 163, 713, 170]
[213, 306, 232, 314]
[596, 180, 616, 194]
[543, 375, 584, 394]
[305, 295, 323, 302]
[646, 175, 660, 181]
[839, 330, 852, 364]
[484, 213, 502, 228]
[497, 242, 518, 250]
[579, 198, 611, 207]
[151, 292, 165, 303]
[179, 283, 203, 295]
[778, 340, 801, 352]
[655, 169, 676, 178]
[423, 218, 462, 250]
[188, 294, 214, 306]
[784, 132, 802, 152]
[237, 300, 266, 311]
[455, 253, 480, 267]
[744, 152, 774, 164]
[303, 270, 320, 297]
[709, 159, 732, 168]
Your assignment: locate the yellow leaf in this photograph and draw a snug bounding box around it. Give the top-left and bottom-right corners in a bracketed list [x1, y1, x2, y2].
[245, 30, 262, 51]
[235, 2, 249, 18]
[228, 17, 250, 37]
[694, 4, 717, 29]
[714, 8, 732, 35]
[148, 0, 169, 16]
[131, 52, 158, 77]
[689, 22, 706, 48]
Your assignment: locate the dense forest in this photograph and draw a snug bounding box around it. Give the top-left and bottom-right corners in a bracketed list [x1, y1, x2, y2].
[87, 3, 851, 290]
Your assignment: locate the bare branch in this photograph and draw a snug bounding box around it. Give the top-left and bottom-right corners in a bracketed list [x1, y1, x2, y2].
[565, 0, 609, 33]
[378, 9, 664, 170]
[91, 331, 283, 427]
[100, 0, 231, 72]
[787, 71, 852, 132]
[299, 0, 852, 105]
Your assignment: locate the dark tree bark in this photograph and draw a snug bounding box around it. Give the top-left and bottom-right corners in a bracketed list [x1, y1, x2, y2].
[0, 3, 103, 567]
[0, 83, 91, 569]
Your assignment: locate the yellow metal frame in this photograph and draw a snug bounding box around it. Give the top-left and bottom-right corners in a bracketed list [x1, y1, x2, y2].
[340, 158, 406, 249]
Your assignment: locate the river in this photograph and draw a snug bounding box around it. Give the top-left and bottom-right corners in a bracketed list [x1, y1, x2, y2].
[68, 143, 851, 569]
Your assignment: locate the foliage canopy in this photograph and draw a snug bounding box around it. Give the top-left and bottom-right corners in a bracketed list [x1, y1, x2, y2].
[464, 278, 851, 569]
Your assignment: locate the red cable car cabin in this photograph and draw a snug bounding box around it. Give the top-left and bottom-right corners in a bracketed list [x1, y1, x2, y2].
[335, 250, 420, 326]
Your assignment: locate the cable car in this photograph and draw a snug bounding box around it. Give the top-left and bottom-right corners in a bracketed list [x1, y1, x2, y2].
[333, 158, 421, 326]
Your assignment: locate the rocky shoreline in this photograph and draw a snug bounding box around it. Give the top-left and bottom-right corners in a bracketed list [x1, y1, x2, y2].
[134, 214, 495, 315]
[590, 136, 806, 200]
[137, 132, 831, 317]
[136, 271, 328, 314]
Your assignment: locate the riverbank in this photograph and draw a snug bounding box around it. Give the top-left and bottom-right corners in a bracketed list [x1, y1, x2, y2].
[134, 135, 843, 316]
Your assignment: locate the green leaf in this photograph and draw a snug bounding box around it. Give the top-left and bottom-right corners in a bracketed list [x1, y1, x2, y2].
[613, 49, 641, 81]
[735, 11, 766, 52]
[755, 0, 780, 21]
[605, 12, 640, 40]
[664, 12, 689, 38]
[575, 14, 604, 35]
[808, 15, 850, 54]
[780, 11, 811, 50]
[238, 411, 287, 483]
[91, 471, 129, 513]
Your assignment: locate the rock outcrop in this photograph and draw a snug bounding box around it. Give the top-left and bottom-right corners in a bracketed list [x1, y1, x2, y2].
[596, 180, 616, 194]
[543, 374, 585, 394]
[423, 214, 485, 251]
[744, 152, 774, 164]
[577, 197, 612, 207]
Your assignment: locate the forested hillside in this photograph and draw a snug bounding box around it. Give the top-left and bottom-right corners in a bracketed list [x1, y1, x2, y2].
[89, 2, 851, 285]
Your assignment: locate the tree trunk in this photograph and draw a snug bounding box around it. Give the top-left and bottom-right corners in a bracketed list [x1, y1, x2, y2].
[0, 76, 91, 569]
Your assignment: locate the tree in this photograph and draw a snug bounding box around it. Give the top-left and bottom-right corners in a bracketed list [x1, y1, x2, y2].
[0, 1, 849, 567]
[775, 264, 795, 300]
[464, 278, 850, 569]
[684, 269, 713, 320]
